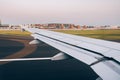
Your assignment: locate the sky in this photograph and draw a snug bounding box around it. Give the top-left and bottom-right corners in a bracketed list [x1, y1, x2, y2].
[0, 0, 120, 25]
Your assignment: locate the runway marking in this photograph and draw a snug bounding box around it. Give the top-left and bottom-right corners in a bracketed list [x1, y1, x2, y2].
[0, 38, 37, 65]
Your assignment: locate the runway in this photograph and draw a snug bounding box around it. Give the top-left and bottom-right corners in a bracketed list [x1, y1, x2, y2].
[0, 35, 99, 80]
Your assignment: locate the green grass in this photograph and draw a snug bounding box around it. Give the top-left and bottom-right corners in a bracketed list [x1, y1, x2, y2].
[0, 30, 30, 36]
[0, 29, 120, 40]
[54, 29, 120, 40]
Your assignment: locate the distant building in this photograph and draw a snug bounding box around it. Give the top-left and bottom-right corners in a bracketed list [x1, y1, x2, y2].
[118, 26, 120, 29]
[69, 24, 75, 29]
[0, 24, 9, 29]
[9, 25, 21, 29]
[47, 23, 75, 29]
[110, 26, 120, 29]
[1, 21, 119, 30]
[0, 24, 21, 30]
[76, 25, 81, 29]
[82, 25, 87, 29]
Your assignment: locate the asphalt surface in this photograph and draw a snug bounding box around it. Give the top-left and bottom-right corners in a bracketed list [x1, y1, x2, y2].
[0, 35, 100, 80]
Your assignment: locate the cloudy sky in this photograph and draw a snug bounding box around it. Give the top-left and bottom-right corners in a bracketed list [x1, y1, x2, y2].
[0, 0, 120, 25]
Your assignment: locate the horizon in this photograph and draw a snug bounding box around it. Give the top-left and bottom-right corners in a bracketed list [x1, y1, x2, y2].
[0, 0, 120, 26]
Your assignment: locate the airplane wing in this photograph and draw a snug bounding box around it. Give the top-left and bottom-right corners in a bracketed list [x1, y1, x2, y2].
[22, 26, 120, 80]
[1, 25, 120, 80]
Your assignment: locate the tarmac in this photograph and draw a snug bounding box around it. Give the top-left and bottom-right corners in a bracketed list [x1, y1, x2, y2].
[0, 35, 106, 80]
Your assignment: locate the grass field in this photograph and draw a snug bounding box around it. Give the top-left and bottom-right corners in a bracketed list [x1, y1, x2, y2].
[0, 30, 30, 36]
[54, 29, 120, 40]
[0, 29, 120, 40]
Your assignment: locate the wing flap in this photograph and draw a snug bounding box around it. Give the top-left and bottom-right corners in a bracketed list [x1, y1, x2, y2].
[32, 33, 98, 65]
[91, 61, 120, 80]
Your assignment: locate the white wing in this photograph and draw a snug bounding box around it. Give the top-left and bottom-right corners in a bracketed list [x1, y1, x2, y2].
[22, 26, 120, 80]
